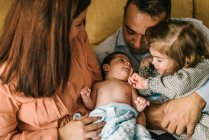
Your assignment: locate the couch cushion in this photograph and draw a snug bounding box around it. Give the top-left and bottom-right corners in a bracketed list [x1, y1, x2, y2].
[194, 0, 209, 28]
[86, 0, 127, 47]
[0, 0, 13, 35]
[171, 0, 193, 18]
[86, 0, 193, 46]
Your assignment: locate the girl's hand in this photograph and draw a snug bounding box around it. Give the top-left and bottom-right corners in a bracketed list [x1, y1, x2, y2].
[58, 115, 105, 140]
[128, 73, 148, 89]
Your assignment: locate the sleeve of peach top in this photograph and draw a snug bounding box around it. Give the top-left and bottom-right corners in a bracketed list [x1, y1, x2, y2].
[0, 84, 58, 140]
[85, 32, 102, 82]
[86, 40, 102, 82]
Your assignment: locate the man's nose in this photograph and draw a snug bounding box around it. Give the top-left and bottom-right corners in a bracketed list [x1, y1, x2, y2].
[133, 35, 142, 48]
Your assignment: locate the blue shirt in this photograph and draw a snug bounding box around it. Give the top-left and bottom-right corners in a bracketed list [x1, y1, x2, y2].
[196, 80, 209, 112]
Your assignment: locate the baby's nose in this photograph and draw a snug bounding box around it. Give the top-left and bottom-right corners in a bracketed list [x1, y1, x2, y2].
[125, 61, 130, 66]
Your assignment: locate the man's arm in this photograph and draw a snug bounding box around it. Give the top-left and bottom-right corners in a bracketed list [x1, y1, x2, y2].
[146, 93, 206, 139]
[196, 79, 209, 112]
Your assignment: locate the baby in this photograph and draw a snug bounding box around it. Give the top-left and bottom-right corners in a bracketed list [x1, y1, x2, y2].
[80, 52, 152, 140]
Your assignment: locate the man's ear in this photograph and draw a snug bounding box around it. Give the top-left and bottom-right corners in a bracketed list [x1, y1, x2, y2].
[102, 64, 110, 72]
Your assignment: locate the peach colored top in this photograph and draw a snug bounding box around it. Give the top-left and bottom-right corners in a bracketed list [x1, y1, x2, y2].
[0, 33, 102, 139]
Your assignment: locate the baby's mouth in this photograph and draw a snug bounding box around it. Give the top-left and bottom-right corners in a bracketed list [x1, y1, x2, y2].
[123, 67, 130, 73]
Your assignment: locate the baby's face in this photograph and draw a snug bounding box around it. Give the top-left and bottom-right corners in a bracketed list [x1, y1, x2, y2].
[108, 54, 133, 80]
[149, 47, 177, 75]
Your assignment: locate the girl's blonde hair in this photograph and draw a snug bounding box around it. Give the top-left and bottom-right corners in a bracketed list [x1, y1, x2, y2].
[145, 20, 209, 70]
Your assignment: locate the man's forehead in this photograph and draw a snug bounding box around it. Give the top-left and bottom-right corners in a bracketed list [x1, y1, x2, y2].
[124, 4, 166, 35]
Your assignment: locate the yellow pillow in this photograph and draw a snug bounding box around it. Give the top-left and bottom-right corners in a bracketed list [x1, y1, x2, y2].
[171, 0, 193, 18]
[194, 0, 209, 27]
[86, 0, 127, 47]
[0, 0, 13, 35]
[86, 0, 193, 47]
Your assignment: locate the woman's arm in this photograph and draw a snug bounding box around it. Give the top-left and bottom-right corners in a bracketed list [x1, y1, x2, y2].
[84, 31, 103, 83]
[0, 87, 59, 139]
[0, 90, 20, 139]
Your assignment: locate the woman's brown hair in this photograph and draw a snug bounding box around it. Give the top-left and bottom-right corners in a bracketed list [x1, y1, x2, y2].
[0, 0, 90, 97]
[145, 20, 209, 70]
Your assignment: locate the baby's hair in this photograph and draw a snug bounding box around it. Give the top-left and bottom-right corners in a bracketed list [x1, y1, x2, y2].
[101, 52, 130, 80]
[145, 20, 209, 70]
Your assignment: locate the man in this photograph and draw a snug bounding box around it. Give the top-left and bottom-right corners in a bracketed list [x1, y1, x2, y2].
[93, 0, 209, 139]
[94, 0, 170, 71]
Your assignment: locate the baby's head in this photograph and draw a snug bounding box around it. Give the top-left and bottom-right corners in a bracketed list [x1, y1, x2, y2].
[101, 52, 133, 80]
[145, 20, 209, 75]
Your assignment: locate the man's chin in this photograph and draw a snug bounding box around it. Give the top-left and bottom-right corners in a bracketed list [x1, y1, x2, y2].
[130, 49, 148, 54]
[128, 46, 147, 53]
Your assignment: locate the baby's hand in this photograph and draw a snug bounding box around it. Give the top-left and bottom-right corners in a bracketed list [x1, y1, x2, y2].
[128, 73, 147, 89]
[134, 96, 150, 112]
[80, 86, 91, 98]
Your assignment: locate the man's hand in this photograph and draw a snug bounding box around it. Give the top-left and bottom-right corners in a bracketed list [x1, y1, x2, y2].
[161, 93, 205, 139]
[146, 93, 206, 139]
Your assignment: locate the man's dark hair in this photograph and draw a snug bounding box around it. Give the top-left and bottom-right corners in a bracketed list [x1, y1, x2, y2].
[124, 0, 171, 21]
[101, 52, 130, 80]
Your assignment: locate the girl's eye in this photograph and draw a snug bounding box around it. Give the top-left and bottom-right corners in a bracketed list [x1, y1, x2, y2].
[157, 59, 163, 63]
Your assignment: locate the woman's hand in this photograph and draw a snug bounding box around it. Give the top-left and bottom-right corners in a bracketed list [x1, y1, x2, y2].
[58, 115, 105, 140]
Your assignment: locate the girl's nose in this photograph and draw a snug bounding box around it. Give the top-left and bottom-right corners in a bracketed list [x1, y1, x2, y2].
[152, 59, 155, 65]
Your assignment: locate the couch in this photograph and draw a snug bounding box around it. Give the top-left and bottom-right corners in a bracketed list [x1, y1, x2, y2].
[0, 0, 209, 48]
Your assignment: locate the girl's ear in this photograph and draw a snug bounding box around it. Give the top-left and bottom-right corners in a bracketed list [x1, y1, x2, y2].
[185, 56, 192, 67]
[102, 64, 110, 72]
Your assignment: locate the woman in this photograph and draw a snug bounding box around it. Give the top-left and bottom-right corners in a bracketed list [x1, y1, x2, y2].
[0, 0, 104, 139]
